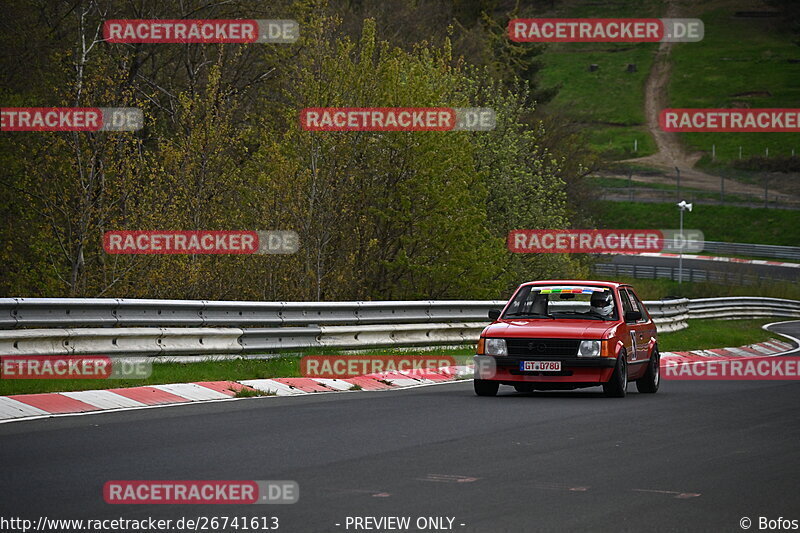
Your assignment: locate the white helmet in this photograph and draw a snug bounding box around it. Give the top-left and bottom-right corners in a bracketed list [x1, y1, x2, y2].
[590, 292, 614, 317]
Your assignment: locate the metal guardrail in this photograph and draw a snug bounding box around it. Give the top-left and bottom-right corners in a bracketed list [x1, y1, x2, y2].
[0, 323, 491, 356]
[646, 298, 689, 333]
[702, 241, 800, 261]
[593, 263, 796, 285]
[0, 298, 503, 329]
[0, 297, 796, 357]
[687, 297, 800, 320]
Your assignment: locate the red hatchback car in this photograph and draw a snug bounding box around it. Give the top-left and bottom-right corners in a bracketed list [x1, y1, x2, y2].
[474, 280, 659, 397]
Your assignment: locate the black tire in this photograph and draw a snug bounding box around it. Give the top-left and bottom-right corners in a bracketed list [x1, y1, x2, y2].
[636, 348, 660, 393]
[514, 384, 535, 393]
[603, 352, 628, 398]
[474, 379, 499, 396]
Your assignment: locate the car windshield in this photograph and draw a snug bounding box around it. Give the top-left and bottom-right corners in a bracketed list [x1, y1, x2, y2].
[503, 285, 618, 321]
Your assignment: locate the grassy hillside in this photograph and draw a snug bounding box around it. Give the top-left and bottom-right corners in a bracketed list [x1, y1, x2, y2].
[537, 0, 799, 169]
[539, 45, 658, 159]
[537, 0, 663, 159]
[668, 7, 800, 166]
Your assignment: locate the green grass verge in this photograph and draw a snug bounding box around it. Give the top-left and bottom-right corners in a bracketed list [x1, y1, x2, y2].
[0, 357, 300, 396]
[658, 319, 777, 352]
[0, 348, 475, 396]
[597, 201, 800, 245]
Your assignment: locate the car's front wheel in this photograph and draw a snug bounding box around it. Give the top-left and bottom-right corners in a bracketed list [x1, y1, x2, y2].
[603, 352, 627, 398]
[636, 348, 660, 393]
[474, 379, 499, 396]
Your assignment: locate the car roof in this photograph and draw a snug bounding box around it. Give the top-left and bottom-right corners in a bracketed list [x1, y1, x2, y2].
[518, 280, 628, 290]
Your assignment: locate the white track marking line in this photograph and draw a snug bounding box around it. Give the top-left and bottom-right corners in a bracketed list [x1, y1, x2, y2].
[0, 396, 50, 418]
[763, 320, 800, 355]
[311, 378, 354, 391]
[239, 379, 305, 396]
[152, 383, 231, 401]
[62, 390, 147, 409]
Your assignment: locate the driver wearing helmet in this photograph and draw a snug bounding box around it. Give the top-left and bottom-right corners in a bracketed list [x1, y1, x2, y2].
[589, 291, 614, 318]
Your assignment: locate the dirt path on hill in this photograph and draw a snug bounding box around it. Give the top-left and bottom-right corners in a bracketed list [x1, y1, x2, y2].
[624, 0, 702, 171]
[608, 0, 798, 204]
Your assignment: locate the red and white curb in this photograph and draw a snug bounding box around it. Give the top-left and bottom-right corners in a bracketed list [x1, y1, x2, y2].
[660, 340, 795, 366]
[2, 338, 796, 424]
[0, 366, 473, 424]
[612, 252, 799, 268]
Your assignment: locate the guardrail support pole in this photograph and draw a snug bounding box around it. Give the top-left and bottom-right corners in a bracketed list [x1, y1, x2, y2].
[678, 206, 684, 284]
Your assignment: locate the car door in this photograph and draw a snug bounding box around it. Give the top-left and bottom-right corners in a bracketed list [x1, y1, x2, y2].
[620, 288, 649, 372]
[628, 288, 656, 361]
[617, 289, 637, 365]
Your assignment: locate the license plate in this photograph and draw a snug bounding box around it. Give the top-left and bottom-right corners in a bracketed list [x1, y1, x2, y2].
[520, 361, 561, 372]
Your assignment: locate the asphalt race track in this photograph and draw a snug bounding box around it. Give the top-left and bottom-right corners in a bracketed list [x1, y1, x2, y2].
[609, 254, 799, 282]
[766, 321, 800, 349]
[1, 323, 799, 533]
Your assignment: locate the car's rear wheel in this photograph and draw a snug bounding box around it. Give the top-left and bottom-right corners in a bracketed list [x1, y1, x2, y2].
[636, 348, 660, 393]
[514, 384, 535, 393]
[603, 352, 627, 398]
[474, 379, 499, 396]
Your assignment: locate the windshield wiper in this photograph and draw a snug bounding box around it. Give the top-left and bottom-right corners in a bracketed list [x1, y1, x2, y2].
[504, 313, 554, 319]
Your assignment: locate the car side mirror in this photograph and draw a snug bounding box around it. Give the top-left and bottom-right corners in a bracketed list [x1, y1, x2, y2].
[625, 310, 642, 323]
[488, 309, 501, 321]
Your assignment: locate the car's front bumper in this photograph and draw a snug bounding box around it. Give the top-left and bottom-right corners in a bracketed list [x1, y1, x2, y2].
[474, 355, 616, 383]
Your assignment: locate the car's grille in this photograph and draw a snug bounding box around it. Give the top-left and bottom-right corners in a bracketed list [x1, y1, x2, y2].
[505, 338, 581, 357]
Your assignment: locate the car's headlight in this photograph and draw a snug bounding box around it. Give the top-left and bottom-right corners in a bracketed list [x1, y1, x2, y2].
[578, 340, 601, 357]
[485, 338, 508, 356]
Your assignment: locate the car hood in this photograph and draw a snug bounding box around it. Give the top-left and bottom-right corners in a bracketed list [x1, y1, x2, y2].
[482, 319, 617, 339]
